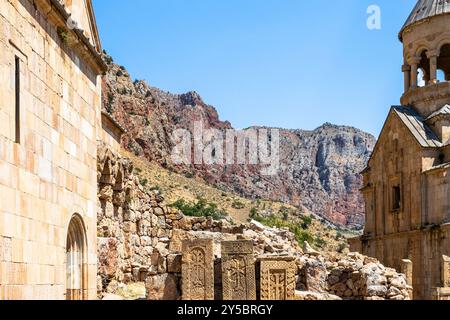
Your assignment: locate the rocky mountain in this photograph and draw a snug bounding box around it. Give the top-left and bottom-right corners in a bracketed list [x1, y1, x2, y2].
[102, 55, 376, 229]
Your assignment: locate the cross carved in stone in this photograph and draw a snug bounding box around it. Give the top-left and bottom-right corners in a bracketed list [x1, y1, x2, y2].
[270, 271, 286, 300]
[229, 258, 247, 292]
[190, 249, 206, 289]
[181, 239, 214, 300]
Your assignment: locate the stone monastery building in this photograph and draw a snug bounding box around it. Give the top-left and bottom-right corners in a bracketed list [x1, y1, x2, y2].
[351, 0, 450, 300]
[1, 0, 449, 301]
[0, 0, 122, 299]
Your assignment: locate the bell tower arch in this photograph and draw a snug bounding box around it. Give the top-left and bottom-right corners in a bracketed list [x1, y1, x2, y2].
[400, 0, 450, 116]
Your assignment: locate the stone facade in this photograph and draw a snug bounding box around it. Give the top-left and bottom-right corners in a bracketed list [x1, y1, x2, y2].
[350, 0, 450, 300]
[0, 0, 106, 299]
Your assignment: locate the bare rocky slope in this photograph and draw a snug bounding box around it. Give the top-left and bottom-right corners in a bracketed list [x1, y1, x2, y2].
[102, 54, 376, 229]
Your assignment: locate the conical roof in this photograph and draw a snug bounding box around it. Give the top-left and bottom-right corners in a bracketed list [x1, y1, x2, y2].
[400, 0, 450, 40]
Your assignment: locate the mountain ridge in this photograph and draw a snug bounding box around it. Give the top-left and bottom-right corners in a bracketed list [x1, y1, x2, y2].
[102, 54, 376, 229]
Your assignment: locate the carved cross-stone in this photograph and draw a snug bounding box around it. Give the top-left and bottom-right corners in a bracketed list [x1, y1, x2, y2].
[259, 256, 296, 300]
[181, 239, 214, 300]
[221, 240, 256, 300]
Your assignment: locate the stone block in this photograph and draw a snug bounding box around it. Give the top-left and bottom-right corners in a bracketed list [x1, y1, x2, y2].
[442, 255, 450, 288]
[181, 239, 214, 300]
[401, 259, 413, 287]
[221, 240, 256, 300]
[167, 254, 182, 273]
[146, 274, 180, 300]
[259, 256, 296, 300]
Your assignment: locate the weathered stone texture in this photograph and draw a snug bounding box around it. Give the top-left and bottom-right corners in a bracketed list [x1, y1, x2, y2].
[221, 240, 256, 300]
[181, 239, 214, 300]
[0, 0, 103, 300]
[146, 273, 180, 300]
[259, 257, 296, 300]
[442, 255, 450, 288]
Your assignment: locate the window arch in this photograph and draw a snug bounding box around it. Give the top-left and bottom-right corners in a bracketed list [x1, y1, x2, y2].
[418, 50, 430, 86]
[418, 68, 426, 87]
[437, 69, 446, 82]
[66, 214, 88, 300]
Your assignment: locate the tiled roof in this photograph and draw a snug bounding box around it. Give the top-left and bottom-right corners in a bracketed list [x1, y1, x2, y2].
[425, 104, 450, 121]
[392, 106, 442, 147]
[400, 0, 450, 39]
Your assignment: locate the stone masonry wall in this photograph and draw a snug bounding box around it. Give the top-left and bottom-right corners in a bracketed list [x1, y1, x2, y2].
[0, 0, 101, 299]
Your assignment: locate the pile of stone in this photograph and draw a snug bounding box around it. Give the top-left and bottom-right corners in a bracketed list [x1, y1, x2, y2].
[323, 253, 410, 300]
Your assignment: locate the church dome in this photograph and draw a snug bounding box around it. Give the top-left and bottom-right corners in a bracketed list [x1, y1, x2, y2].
[400, 0, 450, 41]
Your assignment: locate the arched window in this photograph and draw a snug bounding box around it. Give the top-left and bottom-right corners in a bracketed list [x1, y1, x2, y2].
[438, 43, 450, 81]
[66, 214, 87, 300]
[437, 69, 446, 82]
[418, 50, 430, 86]
[418, 68, 426, 87]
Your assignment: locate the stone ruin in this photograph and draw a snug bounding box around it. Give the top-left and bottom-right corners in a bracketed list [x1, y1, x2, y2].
[181, 239, 296, 301]
[96, 144, 412, 300]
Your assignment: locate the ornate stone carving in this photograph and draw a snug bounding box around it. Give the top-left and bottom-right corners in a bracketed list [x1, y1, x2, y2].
[181, 239, 214, 300]
[221, 240, 256, 300]
[259, 256, 296, 300]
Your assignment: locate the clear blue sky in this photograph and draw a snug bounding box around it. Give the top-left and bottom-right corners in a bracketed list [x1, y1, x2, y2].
[93, 0, 417, 136]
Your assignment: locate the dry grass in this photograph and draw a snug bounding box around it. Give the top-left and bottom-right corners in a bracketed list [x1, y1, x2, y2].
[123, 149, 354, 252]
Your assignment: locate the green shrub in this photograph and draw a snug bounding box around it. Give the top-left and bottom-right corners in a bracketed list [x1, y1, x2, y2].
[296, 230, 315, 245]
[148, 185, 162, 194]
[57, 27, 68, 44]
[184, 172, 195, 179]
[253, 214, 314, 246]
[250, 207, 258, 218]
[300, 215, 313, 230]
[170, 198, 228, 220]
[337, 242, 348, 253]
[231, 200, 245, 209]
[315, 237, 327, 249]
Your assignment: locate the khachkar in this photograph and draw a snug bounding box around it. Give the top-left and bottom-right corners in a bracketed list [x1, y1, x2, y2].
[259, 256, 296, 300]
[181, 239, 215, 300]
[221, 240, 256, 300]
